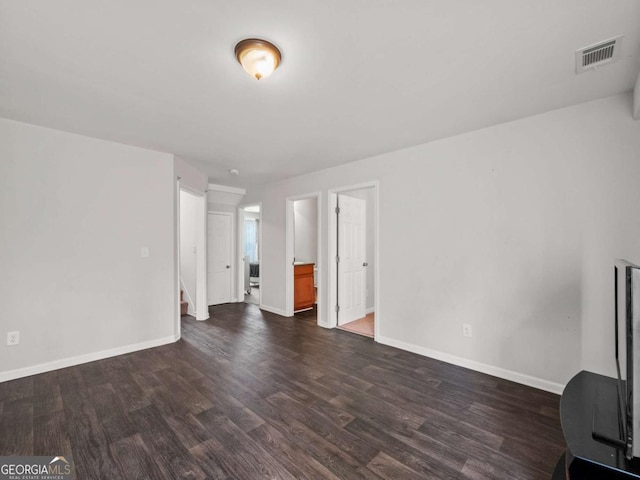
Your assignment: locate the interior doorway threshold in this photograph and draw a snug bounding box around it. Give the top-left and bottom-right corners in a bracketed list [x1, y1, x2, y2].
[337, 312, 374, 338]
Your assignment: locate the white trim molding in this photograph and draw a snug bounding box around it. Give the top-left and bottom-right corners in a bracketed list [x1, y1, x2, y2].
[0, 334, 180, 383]
[259, 304, 291, 317]
[376, 335, 565, 395]
[317, 319, 333, 329]
[207, 183, 246, 195]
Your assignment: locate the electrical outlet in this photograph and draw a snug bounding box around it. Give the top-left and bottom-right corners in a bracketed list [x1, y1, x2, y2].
[462, 323, 472, 338]
[7, 331, 19, 346]
[141, 246, 150, 258]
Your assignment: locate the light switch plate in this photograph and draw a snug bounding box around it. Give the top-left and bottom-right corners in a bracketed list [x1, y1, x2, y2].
[141, 247, 150, 258]
[462, 323, 472, 338]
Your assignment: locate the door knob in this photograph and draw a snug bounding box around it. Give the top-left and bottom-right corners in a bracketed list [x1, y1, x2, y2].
[363, 262, 368, 267]
[226, 265, 231, 269]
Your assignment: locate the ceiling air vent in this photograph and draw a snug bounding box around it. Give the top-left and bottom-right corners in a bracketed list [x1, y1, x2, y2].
[576, 35, 623, 74]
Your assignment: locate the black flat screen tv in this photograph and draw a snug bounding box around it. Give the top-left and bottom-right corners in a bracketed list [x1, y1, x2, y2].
[615, 260, 640, 459]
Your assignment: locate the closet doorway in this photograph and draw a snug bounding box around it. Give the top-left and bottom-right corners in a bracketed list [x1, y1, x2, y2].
[329, 183, 378, 339]
[239, 204, 261, 306]
[207, 212, 233, 305]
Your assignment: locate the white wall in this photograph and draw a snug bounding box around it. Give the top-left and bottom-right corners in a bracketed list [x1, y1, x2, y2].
[342, 188, 375, 311]
[179, 190, 199, 314]
[175, 156, 208, 193]
[243, 93, 640, 390]
[294, 197, 318, 264]
[0, 118, 177, 380]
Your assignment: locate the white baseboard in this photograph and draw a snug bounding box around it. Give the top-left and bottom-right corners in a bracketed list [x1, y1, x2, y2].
[294, 307, 313, 313]
[376, 335, 565, 395]
[259, 304, 291, 317]
[365, 307, 375, 315]
[0, 334, 180, 383]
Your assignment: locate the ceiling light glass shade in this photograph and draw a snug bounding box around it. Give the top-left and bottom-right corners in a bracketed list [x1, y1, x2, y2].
[235, 39, 281, 80]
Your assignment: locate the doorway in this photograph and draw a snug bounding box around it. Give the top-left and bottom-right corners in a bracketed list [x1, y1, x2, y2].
[239, 204, 261, 306]
[207, 211, 234, 305]
[329, 183, 378, 339]
[285, 193, 322, 323]
[177, 186, 208, 324]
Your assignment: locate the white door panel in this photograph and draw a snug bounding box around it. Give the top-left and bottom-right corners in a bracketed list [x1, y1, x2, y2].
[338, 195, 366, 325]
[208, 213, 232, 305]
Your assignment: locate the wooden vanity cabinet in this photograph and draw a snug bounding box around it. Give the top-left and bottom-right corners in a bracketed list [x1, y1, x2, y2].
[294, 263, 315, 311]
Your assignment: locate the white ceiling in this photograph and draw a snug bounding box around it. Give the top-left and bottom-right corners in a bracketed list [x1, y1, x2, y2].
[1, 0, 639, 187]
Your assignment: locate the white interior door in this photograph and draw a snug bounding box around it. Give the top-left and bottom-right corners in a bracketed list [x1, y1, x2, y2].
[208, 212, 232, 305]
[337, 194, 366, 325]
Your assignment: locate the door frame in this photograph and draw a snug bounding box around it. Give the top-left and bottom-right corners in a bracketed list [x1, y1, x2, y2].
[237, 203, 263, 308]
[207, 210, 235, 306]
[285, 192, 322, 323]
[177, 183, 209, 328]
[328, 181, 380, 340]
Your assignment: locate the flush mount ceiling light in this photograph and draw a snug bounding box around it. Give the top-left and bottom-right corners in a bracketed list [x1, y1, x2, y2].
[234, 38, 281, 80]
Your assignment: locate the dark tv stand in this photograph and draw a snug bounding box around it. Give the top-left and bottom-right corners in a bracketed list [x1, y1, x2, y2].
[554, 371, 640, 479]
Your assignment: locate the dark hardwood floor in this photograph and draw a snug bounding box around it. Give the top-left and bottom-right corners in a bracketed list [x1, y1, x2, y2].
[0, 303, 565, 479]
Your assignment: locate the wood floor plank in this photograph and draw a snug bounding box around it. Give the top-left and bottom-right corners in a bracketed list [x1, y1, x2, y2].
[367, 451, 429, 480]
[229, 388, 383, 479]
[0, 304, 565, 479]
[265, 391, 378, 464]
[110, 433, 169, 480]
[32, 410, 72, 456]
[164, 454, 209, 480]
[33, 384, 63, 418]
[329, 391, 425, 434]
[0, 397, 33, 456]
[87, 383, 136, 444]
[164, 413, 212, 450]
[188, 439, 229, 480]
[129, 404, 209, 479]
[248, 422, 343, 480]
[195, 408, 298, 480]
[128, 404, 191, 460]
[152, 369, 214, 416]
[108, 369, 153, 413]
[345, 417, 467, 479]
[0, 376, 33, 403]
[189, 376, 265, 433]
[60, 389, 121, 480]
